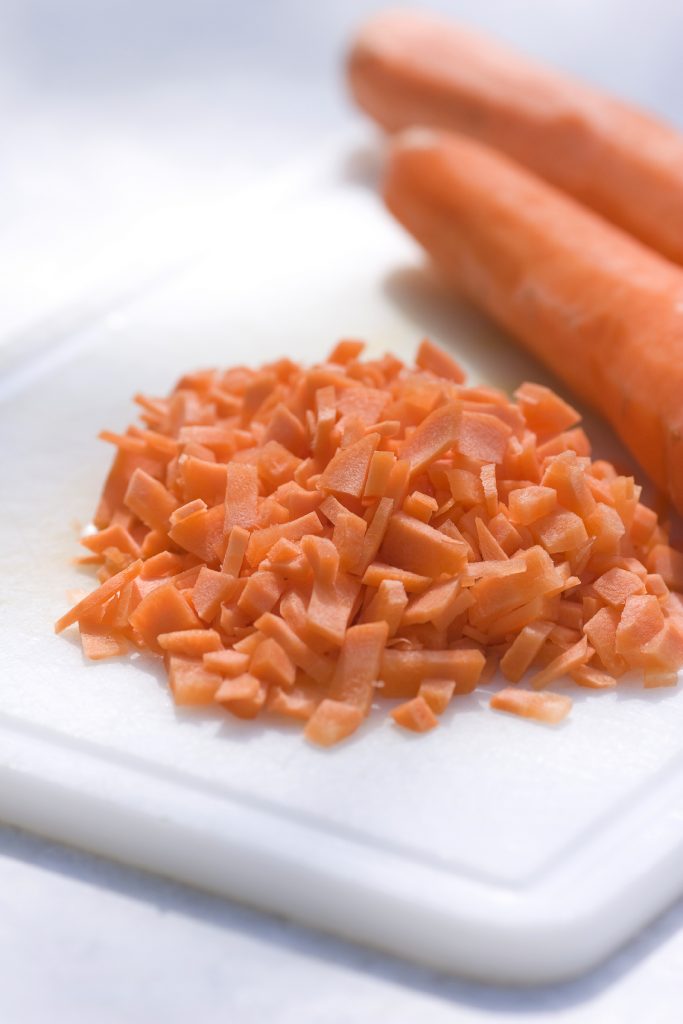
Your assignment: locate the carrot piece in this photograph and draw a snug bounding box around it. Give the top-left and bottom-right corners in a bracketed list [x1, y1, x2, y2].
[79, 623, 128, 660]
[255, 613, 333, 684]
[570, 665, 618, 689]
[337, 385, 389, 427]
[55, 559, 143, 633]
[362, 562, 431, 593]
[447, 468, 483, 508]
[531, 509, 588, 554]
[463, 557, 526, 582]
[237, 571, 283, 621]
[329, 621, 388, 714]
[585, 503, 626, 554]
[507, 485, 556, 526]
[360, 578, 408, 636]
[399, 401, 461, 475]
[593, 567, 646, 607]
[266, 683, 320, 721]
[308, 571, 361, 646]
[129, 582, 201, 651]
[158, 629, 222, 656]
[81, 524, 141, 558]
[487, 512, 523, 557]
[301, 535, 339, 587]
[168, 504, 225, 563]
[168, 656, 222, 706]
[215, 672, 260, 705]
[456, 410, 511, 465]
[258, 440, 302, 491]
[328, 339, 366, 364]
[640, 619, 683, 671]
[179, 456, 228, 507]
[317, 432, 380, 498]
[542, 454, 596, 519]
[383, 128, 683, 512]
[630, 503, 658, 547]
[379, 511, 467, 577]
[124, 468, 178, 531]
[480, 463, 498, 517]
[499, 620, 554, 682]
[583, 607, 626, 677]
[490, 687, 572, 725]
[380, 648, 484, 698]
[403, 490, 438, 523]
[515, 383, 581, 437]
[355, 496, 394, 573]
[418, 678, 455, 714]
[246, 511, 323, 568]
[250, 637, 296, 688]
[221, 525, 250, 576]
[332, 510, 367, 571]
[530, 636, 592, 690]
[615, 595, 666, 665]
[363, 450, 396, 498]
[305, 699, 365, 746]
[647, 545, 683, 590]
[402, 577, 464, 630]
[224, 463, 259, 531]
[190, 567, 237, 622]
[264, 403, 308, 458]
[391, 696, 438, 732]
[203, 649, 250, 676]
[415, 338, 465, 383]
[351, 9, 683, 264]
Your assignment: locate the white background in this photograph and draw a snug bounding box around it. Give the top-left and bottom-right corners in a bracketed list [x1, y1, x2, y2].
[2, 1, 683, 1020]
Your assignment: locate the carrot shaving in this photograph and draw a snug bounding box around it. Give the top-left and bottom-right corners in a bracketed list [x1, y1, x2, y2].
[57, 340, 683, 744]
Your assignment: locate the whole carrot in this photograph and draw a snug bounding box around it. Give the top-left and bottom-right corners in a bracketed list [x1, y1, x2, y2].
[349, 10, 683, 265]
[383, 128, 683, 513]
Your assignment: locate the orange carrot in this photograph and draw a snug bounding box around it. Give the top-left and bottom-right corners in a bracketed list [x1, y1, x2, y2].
[490, 687, 572, 725]
[383, 128, 683, 513]
[349, 9, 683, 264]
[304, 700, 365, 746]
[391, 696, 438, 732]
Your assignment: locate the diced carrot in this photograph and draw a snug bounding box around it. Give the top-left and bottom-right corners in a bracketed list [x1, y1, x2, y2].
[456, 410, 511, 464]
[255, 612, 333, 683]
[647, 545, 683, 590]
[266, 682, 320, 720]
[400, 401, 461, 475]
[203, 649, 251, 676]
[81, 524, 141, 558]
[168, 504, 225, 563]
[402, 577, 465, 630]
[416, 338, 465, 383]
[362, 561, 431, 593]
[264, 403, 308, 458]
[329, 621, 388, 713]
[418, 678, 455, 714]
[317, 432, 380, 498]
[215, 672, 260, 705]
[542, 453, 596, 519]
[224, 463, 259, 531]
[249, 637, 296, 688]
[129, 582, 201, 651]
[304, 699, 364, 746]
[570, 664, 617, 689]
[328, 338, 366, 364]
[585, 502, 626, 554]
[179, 456, 228, 507]
[507, 485, 556, 525]
[79, 622, 128, 660]
[246, 511, 323, 567]
[158, 628, 222, 656]
[55, 559, 143, 633]
[222, 525, 250, 576]
[531, 509, 588, 554]
[381, 648, 484, 698]
[237, 571, 283, 621]
[391, 696, 438, 732]
[308, 571, 361, 646]
[124, 468, 179, 531]
[332, 510, 367, 571]
[615, 594, 666, 665]
[641, 619, 683, 670]
[380, 511, 467, 577]
[530, 636, 592, 690]
[168, 655, 222, 706]
[630, 502, 658, 547]
[403, 490, 438, 522]
[500, 620, 553, 682]
[360, 578, 408, 635]
[490, 687, 572, 724]
[446, 467, 483, 507]
[514, 383, 580, 436]
[593, 567, 646, 607]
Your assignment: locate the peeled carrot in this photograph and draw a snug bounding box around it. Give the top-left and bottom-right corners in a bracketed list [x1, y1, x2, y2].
[349, 9, 683, 264]
[383, 130, 683, 514]
[57, 340, 683, 746]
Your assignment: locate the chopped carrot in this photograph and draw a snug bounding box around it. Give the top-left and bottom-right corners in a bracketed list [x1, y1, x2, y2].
[490, 687, 572, 724]
[391, 696, 438, 732]
[158, 628, 222, 656]
[58, 340, 683, 746]
[416, 337, 465, 383]
[305, 700, 365, 746]
[418, 678, 455, 714]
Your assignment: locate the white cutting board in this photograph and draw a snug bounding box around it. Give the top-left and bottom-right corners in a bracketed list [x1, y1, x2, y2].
[1, 139, 683, 986]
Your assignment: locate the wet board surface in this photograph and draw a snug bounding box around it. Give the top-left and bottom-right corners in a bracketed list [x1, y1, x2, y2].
[1, 138, 683, 985]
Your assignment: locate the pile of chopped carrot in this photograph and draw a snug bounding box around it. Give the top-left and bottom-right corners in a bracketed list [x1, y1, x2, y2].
[56, 340, 683, 744]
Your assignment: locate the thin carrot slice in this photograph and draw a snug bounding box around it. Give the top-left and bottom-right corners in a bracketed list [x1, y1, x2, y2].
[158, 628, 222, 656]
[79, 623, 128, 660]
[490, 687, 572, 724]
[124, 468, 179, 531]
[360, 578, 408, 636]
[250, 637, 296, 688]
[530, 636, 592, 690]
[415, 338, 465, 383]
[391, 696, 438, 732]
[168, 656, 223, 706]
[379, 512, 467, 577]
[203, 649, 251, 676]
[304, 700, 364, 746]
[418, 678, 455, 714]
[380, 648, 484, 698]
[55, 559, 143, 634]
[222, 525, 250, 576]
[129, 582, 201, 651]
[400, 401, 461, 475]
[317, 432, 380, 498]
[499, 620, 554, 683]
[191, 567, 237, 622]
[593, 567, 646, 607]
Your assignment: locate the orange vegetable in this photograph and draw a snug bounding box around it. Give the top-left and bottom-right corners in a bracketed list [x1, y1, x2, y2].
[490, 687, 572, 725]
[383, 128, 683, 514]
[58, 340, 683, 744]
[349, 9, 683, 264]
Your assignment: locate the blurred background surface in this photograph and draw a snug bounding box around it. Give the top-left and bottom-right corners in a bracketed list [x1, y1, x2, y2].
[2, 1, 683, 1020]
